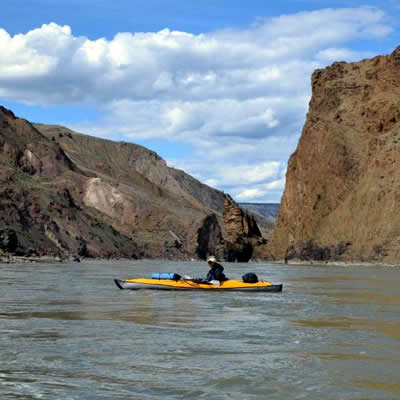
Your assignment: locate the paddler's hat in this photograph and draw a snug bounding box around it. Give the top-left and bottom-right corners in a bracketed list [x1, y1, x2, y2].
[207, 256, 217, 263]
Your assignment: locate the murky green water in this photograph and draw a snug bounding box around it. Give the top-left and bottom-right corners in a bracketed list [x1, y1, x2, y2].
[1, 260, 399, 399]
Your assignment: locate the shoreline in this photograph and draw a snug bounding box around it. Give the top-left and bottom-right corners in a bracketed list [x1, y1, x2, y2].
[266, 259, 400, 267]
[1, 254, 399, 267]
[0, 255, 67, 264]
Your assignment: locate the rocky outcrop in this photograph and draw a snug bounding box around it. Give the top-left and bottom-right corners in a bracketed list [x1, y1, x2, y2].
[223, 195, 262, 241]
[221, 196, 266, 262]
[195, 196, 268, 262]
[267, 46, 400, 264]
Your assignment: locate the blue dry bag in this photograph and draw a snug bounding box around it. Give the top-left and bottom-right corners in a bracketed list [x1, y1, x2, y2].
[151, 272, 181, 280]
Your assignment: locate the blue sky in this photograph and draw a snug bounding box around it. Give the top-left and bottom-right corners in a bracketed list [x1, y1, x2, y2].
[1, 1, 399, 202]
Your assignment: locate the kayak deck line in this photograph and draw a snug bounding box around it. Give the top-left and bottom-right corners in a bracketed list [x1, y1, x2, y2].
[114, 278, 283, 292]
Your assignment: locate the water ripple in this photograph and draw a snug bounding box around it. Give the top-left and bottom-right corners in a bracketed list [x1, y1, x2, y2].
[0, 260, 399, 399]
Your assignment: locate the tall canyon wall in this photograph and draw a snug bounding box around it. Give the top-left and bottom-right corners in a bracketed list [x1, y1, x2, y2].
[267, 46, 400, 264]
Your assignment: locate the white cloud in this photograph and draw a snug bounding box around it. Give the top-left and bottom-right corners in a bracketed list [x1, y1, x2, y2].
[219, 162, 281, 185]
[237, 188, 266, 200]
[228, 174, 286, 202]
[0, 8, 389, 104]
[316, 47, 375, 62]
[0, 7, 392, 202]
[265, 178, 286, 190]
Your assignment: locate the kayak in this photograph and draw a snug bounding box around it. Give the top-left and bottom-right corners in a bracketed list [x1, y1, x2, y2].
[114, 278, 283, 292]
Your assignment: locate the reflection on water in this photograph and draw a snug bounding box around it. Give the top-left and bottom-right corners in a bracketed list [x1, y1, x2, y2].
[0, 260, 399, 399]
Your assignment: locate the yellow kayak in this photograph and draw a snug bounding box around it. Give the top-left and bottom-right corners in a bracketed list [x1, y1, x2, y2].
[114, 278, 282, 292]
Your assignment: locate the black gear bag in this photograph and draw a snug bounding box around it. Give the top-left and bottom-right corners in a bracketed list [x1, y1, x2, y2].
[242, 272, 259, 284]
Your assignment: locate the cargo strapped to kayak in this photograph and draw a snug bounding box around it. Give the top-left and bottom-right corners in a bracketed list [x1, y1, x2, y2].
[151, 272, 182, 281]
[242, 272, 259, 283]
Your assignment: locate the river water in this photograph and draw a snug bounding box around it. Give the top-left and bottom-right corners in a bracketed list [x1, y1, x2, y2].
[0, 260, 399, 399]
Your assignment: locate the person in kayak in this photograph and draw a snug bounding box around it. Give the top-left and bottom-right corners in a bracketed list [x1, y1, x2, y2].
[206, 256, 228, 282]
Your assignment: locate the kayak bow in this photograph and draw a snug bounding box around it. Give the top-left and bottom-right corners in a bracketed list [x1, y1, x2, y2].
[114, 278, 282, 292]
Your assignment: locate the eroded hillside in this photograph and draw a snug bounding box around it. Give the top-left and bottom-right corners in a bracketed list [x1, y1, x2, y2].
[0, 107, 271, 261]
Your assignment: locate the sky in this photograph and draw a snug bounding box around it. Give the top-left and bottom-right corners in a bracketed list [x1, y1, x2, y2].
[1, 1, 399, 203]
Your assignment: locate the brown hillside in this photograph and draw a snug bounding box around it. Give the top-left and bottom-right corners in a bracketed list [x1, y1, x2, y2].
[34, 123, 225, 212]
[0, 107, 139, 258]
[0, 107, 270, 261]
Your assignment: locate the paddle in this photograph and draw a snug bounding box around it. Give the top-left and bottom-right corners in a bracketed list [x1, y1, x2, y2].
[151, 272, 220, 286]
[181, 276, 220, 286]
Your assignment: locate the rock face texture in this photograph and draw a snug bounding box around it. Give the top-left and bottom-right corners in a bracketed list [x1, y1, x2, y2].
[267, 47, 400, 264]
[222, 196, 266, 261]
[0, 107, 139, 259]
[223, 195, 262, 242]
[0, 106, 272, 261]
[195, 196, 266, 262]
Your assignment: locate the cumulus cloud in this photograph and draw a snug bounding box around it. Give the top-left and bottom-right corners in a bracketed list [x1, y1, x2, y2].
[0, 7, 392, 202]
[237, 188, 267, 201]
[0, 7, 389, 104]
[316, 47, 375, 62]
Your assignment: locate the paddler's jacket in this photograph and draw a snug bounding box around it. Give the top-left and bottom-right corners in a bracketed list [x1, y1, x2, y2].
[206, 263, 228, 282]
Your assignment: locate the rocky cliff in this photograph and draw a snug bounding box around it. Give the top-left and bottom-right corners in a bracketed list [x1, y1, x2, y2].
[0, 107, 270, 261]
[195, 196, 266, 262]
[267, 46, 400, 264]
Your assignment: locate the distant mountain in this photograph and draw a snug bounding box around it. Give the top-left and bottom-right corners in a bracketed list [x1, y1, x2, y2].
[239, 203, 280, 221]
